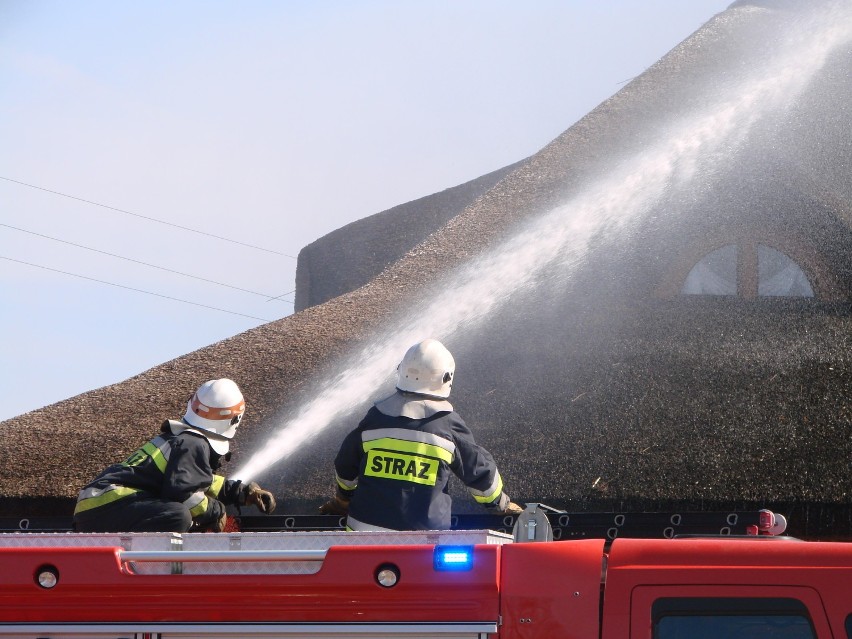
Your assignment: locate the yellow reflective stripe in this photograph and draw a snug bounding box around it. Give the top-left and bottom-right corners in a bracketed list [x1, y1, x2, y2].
[364, 450, 439, 486]
[336, 474, 358, 491]
[362, 428, 456, 456]
[187, 493, 209, 518]
[362, 437, 453, 464]
[122, 437, 169, 471]
[471, 473, 504, 504]
[73, 486, 140, 514]
[140, 441, 168, 473]
[207, 475, 225, 498]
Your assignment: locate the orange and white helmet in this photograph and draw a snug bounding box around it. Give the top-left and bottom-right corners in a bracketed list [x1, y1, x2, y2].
[181, 378, 245, 454]
[396, 339, 455, 399]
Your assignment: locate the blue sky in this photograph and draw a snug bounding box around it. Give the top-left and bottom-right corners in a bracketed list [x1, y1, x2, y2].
[0, 1, 731, 421]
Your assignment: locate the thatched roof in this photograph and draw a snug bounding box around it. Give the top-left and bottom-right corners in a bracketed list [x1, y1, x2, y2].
[295, 161, 524, 311]
[2, 0, 850, 539]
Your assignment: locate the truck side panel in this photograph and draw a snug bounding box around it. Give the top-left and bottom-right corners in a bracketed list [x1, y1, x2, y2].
[600, 538, 852, 639]
[0, 544, 500, 624]
[498, 538, 606, 639]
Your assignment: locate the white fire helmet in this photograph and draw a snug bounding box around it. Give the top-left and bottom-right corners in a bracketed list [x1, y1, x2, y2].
[396, 339, 455, 398]
[182, 378, 245, 454]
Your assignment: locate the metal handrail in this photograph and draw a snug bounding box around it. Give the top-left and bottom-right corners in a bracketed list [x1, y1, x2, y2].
[120, 549, 328, 563]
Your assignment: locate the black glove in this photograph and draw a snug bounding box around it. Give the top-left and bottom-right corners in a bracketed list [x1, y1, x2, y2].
[240, 481, 277, 514]
[319, 495, 350, 516]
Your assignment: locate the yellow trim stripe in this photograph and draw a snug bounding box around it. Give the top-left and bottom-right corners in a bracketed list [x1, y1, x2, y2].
[73, 486, 140, 515]
[336, 474, 358, 491]
[471, 474, 504, 504]
[362, 437, 453, 464]
[208, 474, 225, 497]
[361, 428, 456, 455]
[187, 493, 209, 518]
[140, 441, 168, 472]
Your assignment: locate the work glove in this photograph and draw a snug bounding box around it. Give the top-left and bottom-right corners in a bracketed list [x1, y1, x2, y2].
[489, 492, 523, 516]
[213, 511, 228, 533]
[240, 481, 277, 514]
[319, 495, 350, 516]
[501, 502, 524, 516]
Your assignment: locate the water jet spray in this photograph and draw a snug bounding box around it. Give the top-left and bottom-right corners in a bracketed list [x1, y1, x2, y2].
[233, 3, 852, 483]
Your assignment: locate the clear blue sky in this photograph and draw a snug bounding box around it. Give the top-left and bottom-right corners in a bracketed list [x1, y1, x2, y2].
[0, 1, 731, 421]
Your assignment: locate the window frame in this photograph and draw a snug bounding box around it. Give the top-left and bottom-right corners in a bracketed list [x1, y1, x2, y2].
[653, 227, 843, 301]
[679, 242, 815, 299]
[651, 596, 815, 639]
[628, 585, 832, 639]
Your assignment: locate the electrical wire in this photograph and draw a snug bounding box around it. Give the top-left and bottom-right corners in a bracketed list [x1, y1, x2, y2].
[0, 175, 297, 258]
[0, 222, 293, 303]
[265, 289, 296, 302]
[1, 255, 274, 322]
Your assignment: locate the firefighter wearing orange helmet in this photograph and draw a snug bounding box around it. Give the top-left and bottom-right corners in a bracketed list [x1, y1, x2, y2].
[321, 339, 522, 530]
[73, 379, 276, 533]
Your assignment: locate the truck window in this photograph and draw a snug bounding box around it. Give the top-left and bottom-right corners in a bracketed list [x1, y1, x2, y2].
[846, 614, 852, 639]
[652, 597, 816, 639]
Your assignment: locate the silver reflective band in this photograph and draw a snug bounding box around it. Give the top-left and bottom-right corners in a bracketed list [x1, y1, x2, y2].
[361, 428, 457, 455]
[467, 472, 503, 500]
[76, 484, 122, 501]
[183, 490, 206, 509]
[346, 515, 396, 532]
[335, 472, 358, 490]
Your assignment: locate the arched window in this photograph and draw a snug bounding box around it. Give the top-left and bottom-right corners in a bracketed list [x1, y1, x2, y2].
[757, 244, 814, 297]
[682, 244, 738, 295]
[681, 243, 814, 298]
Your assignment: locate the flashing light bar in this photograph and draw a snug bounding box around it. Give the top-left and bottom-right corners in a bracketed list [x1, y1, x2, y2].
[434, 545, 474, 571]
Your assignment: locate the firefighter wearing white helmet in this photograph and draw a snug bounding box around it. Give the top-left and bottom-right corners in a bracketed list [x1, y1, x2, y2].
[73, 379, 276, 533]
[178, 378, 246, 454]
[321, 339, 522, 530]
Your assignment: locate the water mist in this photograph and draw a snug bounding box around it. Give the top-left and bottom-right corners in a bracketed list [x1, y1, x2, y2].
[234, 3, 852, 482]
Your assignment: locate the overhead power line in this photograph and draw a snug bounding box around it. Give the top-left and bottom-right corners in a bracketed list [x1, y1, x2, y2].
[0, 222, 293, 304]
[265, 289, 296, 302]
[0, 175, 297, 258]
[1, 255, 274, 322]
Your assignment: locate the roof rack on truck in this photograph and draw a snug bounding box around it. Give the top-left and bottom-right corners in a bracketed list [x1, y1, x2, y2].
[0, 505, 788, 539]
[239, 506, 785, 540]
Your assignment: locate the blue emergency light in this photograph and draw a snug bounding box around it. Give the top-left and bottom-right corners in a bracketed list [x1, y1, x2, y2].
[433, 545, 474, 571]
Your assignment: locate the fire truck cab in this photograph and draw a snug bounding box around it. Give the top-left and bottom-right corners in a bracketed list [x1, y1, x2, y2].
[0, 509, 849, 639]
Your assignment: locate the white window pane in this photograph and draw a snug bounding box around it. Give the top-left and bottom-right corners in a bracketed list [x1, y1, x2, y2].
[681, 244, 738, 296]
[758, 245, 814, 297]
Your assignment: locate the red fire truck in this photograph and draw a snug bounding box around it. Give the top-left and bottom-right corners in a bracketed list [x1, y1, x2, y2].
[0, 507, 849, 639]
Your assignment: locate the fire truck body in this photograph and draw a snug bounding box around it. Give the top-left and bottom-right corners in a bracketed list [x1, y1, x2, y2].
[0, 526, 850, 639]
[600, 537, 852, 639]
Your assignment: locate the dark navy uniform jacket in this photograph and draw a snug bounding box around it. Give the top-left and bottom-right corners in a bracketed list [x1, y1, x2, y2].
[333, 391, 510, 531]
[74, 420, 243, 529]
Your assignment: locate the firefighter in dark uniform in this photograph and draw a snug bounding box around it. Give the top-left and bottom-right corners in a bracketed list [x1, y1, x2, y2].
[73, 379, 276, 533]
[321, 339, 522, 531]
